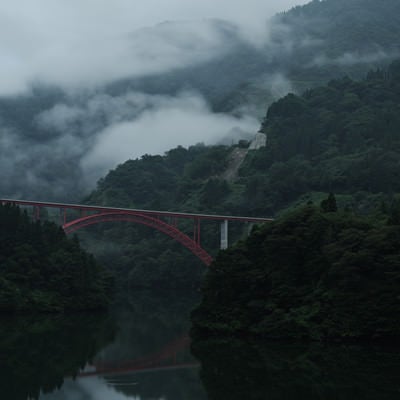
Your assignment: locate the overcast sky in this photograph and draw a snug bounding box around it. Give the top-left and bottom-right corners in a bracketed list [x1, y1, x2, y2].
[0, 0, 308, 95]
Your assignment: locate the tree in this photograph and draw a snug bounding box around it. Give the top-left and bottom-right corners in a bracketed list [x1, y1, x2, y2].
[321, 193, 338, 213]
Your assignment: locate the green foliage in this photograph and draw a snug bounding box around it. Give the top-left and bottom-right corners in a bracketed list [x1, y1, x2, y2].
[0, 204, 113, 313]
[239, 61, 400, 214]
[82, 144, 235, 290]
[320, 193, 338, 213]
[191, 206, 400, 341]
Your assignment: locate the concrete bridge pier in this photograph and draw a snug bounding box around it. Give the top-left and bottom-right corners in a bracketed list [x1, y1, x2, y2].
[220, 220, 228, 250]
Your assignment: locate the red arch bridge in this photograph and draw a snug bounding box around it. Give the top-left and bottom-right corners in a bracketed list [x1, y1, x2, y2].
[0, 198, 273, 266]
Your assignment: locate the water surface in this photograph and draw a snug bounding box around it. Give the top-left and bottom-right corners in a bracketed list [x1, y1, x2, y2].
[1, 292, 399, 399]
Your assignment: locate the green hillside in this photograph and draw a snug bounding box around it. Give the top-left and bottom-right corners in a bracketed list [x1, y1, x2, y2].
[241, 60, 400, 213]
[83, 61, 400, 290]
[89, 60, 400, 216]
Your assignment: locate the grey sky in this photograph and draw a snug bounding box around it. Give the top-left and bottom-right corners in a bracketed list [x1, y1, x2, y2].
[0, 0, 308, 95]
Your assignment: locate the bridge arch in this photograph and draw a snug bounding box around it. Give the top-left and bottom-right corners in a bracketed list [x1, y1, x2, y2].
[63, 211, 213, 266]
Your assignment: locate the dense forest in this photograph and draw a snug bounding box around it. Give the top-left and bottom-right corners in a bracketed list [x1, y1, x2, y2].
[241, 60, 400, 213]
[82, 145, 232, 290]
[191, 199, 400, 342]
[0, 204, 112, 313]
[82, 60, 400, 291]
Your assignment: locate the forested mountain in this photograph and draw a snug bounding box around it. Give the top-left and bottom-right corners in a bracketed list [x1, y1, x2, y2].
[273, 0, 400, 82]
[86, 59, 400, 214]
[242, 60, 400, 212]
[2, 0, 400, 200]
[82, 61, 400, 290]
[3, 1, 400, 295]
[0, 204, 112, 312]
[88, 60, 400, 213]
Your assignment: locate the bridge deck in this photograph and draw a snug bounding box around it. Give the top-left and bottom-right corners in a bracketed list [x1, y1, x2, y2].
[0, 198, 273, 223]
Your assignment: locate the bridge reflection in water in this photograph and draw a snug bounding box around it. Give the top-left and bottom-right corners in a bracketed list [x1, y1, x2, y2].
[79, 335, 197, 378]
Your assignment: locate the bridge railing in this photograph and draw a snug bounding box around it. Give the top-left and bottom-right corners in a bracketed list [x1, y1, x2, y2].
[0, 198, 273, 265]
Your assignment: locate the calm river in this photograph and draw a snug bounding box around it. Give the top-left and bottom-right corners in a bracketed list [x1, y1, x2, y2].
[1, 291, 399, 399]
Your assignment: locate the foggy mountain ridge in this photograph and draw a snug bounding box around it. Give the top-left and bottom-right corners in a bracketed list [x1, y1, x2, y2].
[2, 0, 400, 201]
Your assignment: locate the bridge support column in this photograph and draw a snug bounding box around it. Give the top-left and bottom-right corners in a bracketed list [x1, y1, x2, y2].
[220, 220, 228, 250]
[247, 222, 254, 237]
[34, 206, 41, 221]
[60, 208, 67, 225]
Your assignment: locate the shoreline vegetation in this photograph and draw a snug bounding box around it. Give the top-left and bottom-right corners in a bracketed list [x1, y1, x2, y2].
[0, 204, 113, 313]
[191, 196, 400, 343]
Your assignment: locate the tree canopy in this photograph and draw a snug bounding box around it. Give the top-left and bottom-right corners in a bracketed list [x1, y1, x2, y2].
[191, 202, 400, 342]
[0, 204, 113, 313]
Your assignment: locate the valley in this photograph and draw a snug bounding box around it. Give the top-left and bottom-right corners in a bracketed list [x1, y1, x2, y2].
[1, 1, 400, 399]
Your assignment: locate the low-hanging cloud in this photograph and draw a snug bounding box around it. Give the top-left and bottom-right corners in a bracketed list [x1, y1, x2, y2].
[0, 1, 309, 201]
[0, 0, 308, 95]
[311, 50, 400, 67]
[0, 19, 234, 95]
[79, 91, 259, 183]
[0, 90, 259, 200]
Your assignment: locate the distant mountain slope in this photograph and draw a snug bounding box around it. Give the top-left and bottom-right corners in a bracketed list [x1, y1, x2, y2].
[107, 0, 400, 113]
[280, 0, 400, 57]
[221, 0, 400, 113]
